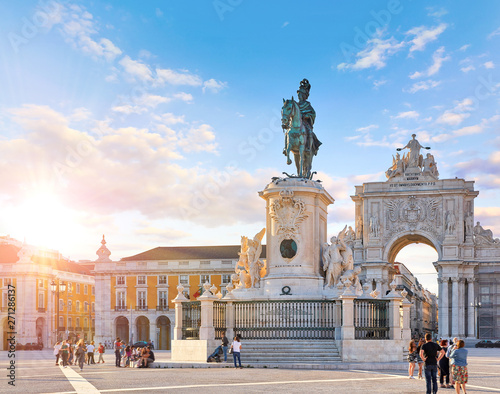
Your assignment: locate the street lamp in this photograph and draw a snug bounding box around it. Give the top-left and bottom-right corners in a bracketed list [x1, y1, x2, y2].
[470, 298, 481, 339]
[51, 280, 66, 342]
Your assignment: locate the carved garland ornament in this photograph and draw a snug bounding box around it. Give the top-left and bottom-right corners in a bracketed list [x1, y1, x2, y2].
[269, 190, 308, 239]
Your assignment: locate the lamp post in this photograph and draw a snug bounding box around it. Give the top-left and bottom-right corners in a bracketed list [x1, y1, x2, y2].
[470, 298, 481, 339]
[50, 280, 66, 343]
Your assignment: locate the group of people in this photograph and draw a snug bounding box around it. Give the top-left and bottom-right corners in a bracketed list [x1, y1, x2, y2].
[53, 340, 105, 371]
[408, 334, 468, 394]
[113, 338, 155, 368]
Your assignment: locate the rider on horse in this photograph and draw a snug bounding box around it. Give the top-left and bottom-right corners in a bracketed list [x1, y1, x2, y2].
[296, 79, 321, 156]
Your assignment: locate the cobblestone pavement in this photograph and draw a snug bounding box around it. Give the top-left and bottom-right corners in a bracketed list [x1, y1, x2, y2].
[2, 348, 499, 393]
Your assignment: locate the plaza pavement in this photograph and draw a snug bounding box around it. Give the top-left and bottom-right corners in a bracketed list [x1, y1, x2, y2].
[1, 348, 499, 393]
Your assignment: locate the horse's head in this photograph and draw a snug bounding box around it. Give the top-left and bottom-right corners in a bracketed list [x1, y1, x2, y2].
[281, 97, 296, 130]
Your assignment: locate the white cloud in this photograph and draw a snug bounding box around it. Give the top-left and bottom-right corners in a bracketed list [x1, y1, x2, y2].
[111, 93, 170, 114]
[178, 124, 218, 153]
[153, 113, 186, 125]
[407, 24, 447, 54]
[337, 33, 405, 71]
[483, 61, 495, 69]
[155, 8, 163, 18]
[427, 47, 450, 76]
[460, 65, 475, 73]
[394, 111, 419, 119]
[488, 27, 500, 39]
[202, 79, 228, 93]
[356, 124, 378, 133]
[373, 79, 387, 89]
[55, 4, 122, 61]
[406, 80, 441, 93]
[426, 7, 448, 18]
[281, 21, 289, 28]
[436, 98, 474, 126]
[459, 44, 470, 51]
[156, 68, 202, 86]
[119, 56, 153, 82]
[409, 47, 450, 79]
[173, 92, 194, 102]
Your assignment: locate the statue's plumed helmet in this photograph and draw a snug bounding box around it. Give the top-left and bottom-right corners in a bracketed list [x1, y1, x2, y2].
[297, 78, 311, 99]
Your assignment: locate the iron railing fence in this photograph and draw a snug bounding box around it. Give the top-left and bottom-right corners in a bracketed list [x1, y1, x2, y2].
[354, 299, 390, 339]
[234, 300, 338, 340]
[213, 301, 226, 339]
[182, 301, 201, 340]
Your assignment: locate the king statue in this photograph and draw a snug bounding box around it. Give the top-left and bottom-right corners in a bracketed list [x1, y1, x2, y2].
[281, 79, 322, 179]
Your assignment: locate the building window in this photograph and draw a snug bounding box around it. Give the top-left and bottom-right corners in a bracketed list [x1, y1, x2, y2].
[2, 292, 7, 308]
[38, 279, 44, 288]
[159, 275, 167, 285]
[180, 275, 189, 285]
[76, 317, 80, 328]
[59, 316, 64, 329]
[201, 274, 210, 284]
[117, 292, 126, 308]
[138, 291, 147, 308]
[222, 274, 231, 284]
[117, 276, 125, 285]
[59, 299, 64, 311]
[92, 302, 95, 312]
[67, 282, 72, 293]
[84, 285, 88, 295]
[84, 302, 89, 313]
[68, 300, 72, 312]
[84, 318, 88, 328]
[91, 286, 95, 295]
[76, 301, 80, 312]
[38, 293, 44, 308]
[159, 291, 168, 307]
[4, 278, 12, 286]
[68, 317, 72, 329]
[138, 276, 146, 285]
[76, 283, 80, 294]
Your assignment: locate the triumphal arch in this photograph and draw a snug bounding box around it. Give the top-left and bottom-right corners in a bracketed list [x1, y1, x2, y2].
[352, 134, 500, 339]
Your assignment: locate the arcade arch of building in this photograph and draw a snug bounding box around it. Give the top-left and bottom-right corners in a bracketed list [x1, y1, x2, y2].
[352, 138, 500, 339]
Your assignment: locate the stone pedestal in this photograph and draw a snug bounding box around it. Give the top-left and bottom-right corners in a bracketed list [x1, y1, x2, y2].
[258, 178, 335, 298]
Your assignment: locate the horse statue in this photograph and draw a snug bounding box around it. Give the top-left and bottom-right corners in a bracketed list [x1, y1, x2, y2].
[281, 97, 314, 179]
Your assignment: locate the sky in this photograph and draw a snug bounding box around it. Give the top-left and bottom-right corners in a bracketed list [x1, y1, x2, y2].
[1, 0, 500, 294]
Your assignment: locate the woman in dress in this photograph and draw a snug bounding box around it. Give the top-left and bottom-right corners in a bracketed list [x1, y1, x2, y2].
[407, 340, 418, 379]
[416, 338, 425, 379]
[449, 339, 468, 394]
[438, 339, 452, 388]
[53, 341, 62, 366]
[75, 339, 87, 372]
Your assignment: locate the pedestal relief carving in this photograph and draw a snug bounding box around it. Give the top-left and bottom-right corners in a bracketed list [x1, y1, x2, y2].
[269, 189, 309, 261]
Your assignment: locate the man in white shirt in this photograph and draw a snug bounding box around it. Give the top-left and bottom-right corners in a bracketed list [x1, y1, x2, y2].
[86, 342, 95, 364]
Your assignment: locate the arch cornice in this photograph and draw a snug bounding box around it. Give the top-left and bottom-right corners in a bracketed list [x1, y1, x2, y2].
[383, 230, 442, 263]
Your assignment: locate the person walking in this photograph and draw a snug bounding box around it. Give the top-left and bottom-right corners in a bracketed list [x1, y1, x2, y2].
[416, 338, 425, 379]
[68, 340, 74, 365]
[54, 341, 62, 366]
[75, 339, 87, 372]
[97, 343, 105, 363]
[449, 339, 468, 394]
[114, 338, 122, 367]
[231, 336, 242, 369]
[124, 346, 132, 367]
[221, 332, 229, 362]
[407, 339, 418, 379]
[60, 340, 70, 368]
[87, 341, 95, 364]
[420, 333, 445, 394]
[438, 339, 452, 388]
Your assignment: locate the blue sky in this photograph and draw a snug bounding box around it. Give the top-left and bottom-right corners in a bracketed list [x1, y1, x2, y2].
[1, 1, 500, 293]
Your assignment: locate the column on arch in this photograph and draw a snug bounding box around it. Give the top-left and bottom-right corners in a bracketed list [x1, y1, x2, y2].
[458, 278, 466, 337]
[439, 277, 449, 338]
[467, 278, 475, 338]
[451, 277, 459, 336]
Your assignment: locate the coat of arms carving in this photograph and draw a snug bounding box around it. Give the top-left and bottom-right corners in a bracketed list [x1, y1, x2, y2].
[269, 190, 308, 239]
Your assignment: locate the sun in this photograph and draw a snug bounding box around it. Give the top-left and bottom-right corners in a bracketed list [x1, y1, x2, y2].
[11, 192, 82, 250]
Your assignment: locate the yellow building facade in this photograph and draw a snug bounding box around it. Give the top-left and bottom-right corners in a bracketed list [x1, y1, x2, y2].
[93, 238, 240, 350]
[0, 236, 95, 349]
